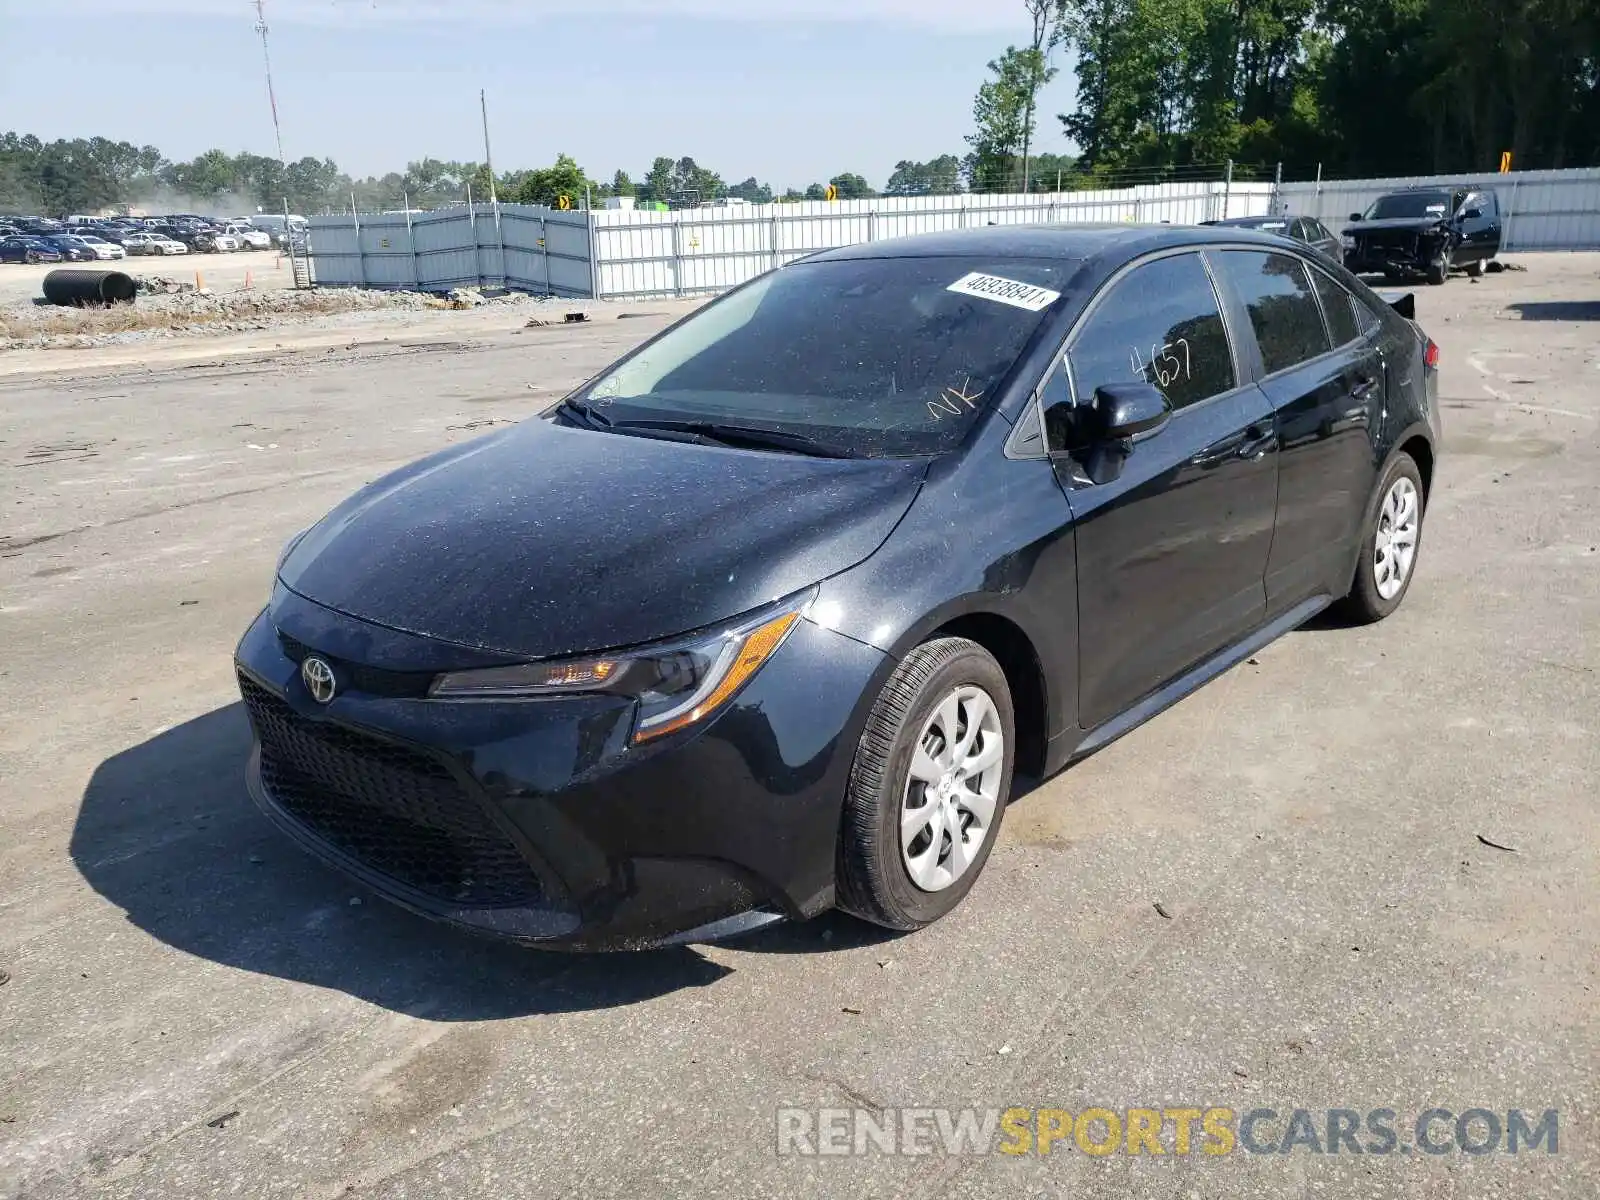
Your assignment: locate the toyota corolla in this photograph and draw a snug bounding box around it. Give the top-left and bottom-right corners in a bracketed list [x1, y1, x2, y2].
[236, 225, 1440, 950]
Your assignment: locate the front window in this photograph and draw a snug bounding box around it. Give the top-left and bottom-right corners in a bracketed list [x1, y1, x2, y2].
[1364, 192, 1451, 220]
[579, 256, 1068, 457]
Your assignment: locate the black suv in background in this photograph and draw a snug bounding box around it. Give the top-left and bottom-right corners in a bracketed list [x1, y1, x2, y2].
[1342, 186, 1502, 284]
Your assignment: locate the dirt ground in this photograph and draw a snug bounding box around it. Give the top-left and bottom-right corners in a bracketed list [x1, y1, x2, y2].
[0, 250, 299, 308]
[0, 255, 1596, 1199]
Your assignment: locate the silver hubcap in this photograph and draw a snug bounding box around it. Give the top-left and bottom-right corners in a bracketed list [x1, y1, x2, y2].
[1374, 476, 1420, 600]
[901, 686, 1004, 893]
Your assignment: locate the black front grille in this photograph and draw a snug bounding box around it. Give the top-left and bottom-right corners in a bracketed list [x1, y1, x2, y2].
[1362, 231, 1418, 257]
[239, 674, 543, 907]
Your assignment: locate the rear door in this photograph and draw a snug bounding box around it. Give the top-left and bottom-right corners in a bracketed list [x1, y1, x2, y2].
[1054, 250, 1280, 730]
[1211, 250, 1384, 613]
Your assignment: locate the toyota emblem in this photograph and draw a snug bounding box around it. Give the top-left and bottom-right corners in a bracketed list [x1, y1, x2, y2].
[301, 655, 337, 704]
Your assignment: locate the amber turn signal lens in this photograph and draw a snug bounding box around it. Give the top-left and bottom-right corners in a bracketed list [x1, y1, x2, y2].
[632, 610, 802, 743]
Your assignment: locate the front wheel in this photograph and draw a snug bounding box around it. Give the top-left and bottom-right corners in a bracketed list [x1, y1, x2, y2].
[1426, 251, 1449, 285]
[24, 251, 39, 264]
[837, 637, 1014, 931]
[1341, 453, 1425, 624]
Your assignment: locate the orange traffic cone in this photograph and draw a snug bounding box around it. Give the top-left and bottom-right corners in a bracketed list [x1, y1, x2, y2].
[244, 270, 254, 290]
[195, 271, 205, 290]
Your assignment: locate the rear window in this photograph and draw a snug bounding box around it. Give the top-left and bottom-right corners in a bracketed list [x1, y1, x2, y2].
[1310, 269, 1361, 346]
[583, 256, 1068, 456]
[1215, 250, 1331, 375]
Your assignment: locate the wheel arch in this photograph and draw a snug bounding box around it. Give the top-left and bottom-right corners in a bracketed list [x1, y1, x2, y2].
[923, 611, 1050, 782]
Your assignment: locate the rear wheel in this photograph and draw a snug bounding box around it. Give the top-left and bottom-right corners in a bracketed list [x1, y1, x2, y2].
[1341, 453, 1425, 624]
[1465, 257, 1485, 278]
[837, 638, 1014, 931]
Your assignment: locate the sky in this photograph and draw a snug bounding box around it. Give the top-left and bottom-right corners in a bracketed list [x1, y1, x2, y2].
[0, 0, 1080, 192]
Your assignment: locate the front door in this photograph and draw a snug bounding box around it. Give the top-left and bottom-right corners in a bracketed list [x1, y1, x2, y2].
[1052, 250, 1280, 732]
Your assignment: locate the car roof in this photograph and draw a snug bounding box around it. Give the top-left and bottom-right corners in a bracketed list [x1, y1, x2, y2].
[803, 222, 1315, 277]
[1206, 215, 1293, 227]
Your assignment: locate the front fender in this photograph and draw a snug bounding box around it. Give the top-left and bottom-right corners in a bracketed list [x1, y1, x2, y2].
[810, 447, 1080, 741]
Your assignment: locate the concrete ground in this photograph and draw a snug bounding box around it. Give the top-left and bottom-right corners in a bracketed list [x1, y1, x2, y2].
[0, 250, 298, 307]
[1, 255, 1596, 1199]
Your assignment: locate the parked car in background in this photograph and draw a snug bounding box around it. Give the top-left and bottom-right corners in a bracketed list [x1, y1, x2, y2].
[1201, 214, 1342, 260]
[0, 237, 65, 264]
[224, 223, 274, 250]
[70, 234, 127, 260]
[1341, 187, 1502, 284]
[236, 224, 1441, 948]
[40, 235, 101, 262]
[122, 232, 189, 256]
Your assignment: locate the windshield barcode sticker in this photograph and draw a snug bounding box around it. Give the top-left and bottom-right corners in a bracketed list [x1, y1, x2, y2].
[946, 272, 1061, 312]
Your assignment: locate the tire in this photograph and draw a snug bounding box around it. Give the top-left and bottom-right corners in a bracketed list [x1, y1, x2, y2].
[24, 252, 38, 265]
[1426, 251, 1449, 285]
[1466, 257, 1485, 278]
[1340, 453, 1425, 624]
[837, 637, 1015, 931]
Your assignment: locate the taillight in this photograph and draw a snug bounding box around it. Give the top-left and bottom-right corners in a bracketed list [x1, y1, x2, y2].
[1423, 339, 1440, 369]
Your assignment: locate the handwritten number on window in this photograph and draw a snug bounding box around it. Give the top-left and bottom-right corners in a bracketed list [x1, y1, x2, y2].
[1130, 338, 1190, 391]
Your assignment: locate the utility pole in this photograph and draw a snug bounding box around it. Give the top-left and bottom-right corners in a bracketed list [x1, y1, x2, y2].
[480, 89, 498, 205]
[253, 0, 287, 171]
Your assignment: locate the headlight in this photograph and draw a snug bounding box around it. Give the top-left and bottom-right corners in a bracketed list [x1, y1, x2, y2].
[1340, 235, 1355, 249]
[430, 589, 814, 743]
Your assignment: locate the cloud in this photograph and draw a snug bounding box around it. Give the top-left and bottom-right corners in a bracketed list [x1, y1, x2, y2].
[65, 0, 1030, 34]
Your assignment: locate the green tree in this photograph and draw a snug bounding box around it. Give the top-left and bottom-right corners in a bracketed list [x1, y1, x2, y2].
[727, 176, 774, 203]
[611, 169, 636, 197]
[641, 156, 675, 204]
[967, 47, 1055, 190]
[884, 155, 966, 194]
[828, 172, 875, 198]
[803, 183, 828, 200]
[508, 154, 589, 207]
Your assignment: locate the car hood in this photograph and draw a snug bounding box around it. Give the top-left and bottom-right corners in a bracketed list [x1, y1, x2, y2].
[278, 418, 928, 660]
[1344, 217, 1448, 235]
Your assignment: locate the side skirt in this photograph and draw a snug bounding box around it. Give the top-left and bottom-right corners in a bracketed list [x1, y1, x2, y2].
[1042, 593, 1334, 773]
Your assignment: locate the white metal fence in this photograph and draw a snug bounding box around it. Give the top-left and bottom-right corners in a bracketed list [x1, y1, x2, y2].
[590, 181, 1271, 298]
[306, 180, 1272, 298]
[304, 167, 1599, 298]
[1274, 167, 1600, 252]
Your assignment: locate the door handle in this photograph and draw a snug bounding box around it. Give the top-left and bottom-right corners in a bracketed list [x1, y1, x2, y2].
[1236, 423, 1277, 460]
[1351, 375, 1378, 399]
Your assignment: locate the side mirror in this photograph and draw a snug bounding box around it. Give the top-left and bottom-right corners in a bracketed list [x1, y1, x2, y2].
[1349, 212, 1362, 223]
[1096, 382, 1171, 440]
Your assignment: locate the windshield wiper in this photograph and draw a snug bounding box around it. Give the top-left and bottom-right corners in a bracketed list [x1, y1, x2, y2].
[608, 419, 860, 458]
[556, 397, 615, 429]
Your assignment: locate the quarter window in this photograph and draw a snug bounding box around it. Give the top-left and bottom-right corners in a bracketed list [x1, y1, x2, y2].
[1214, 250, 1331, 376]
[1310, 268, 1361, 347]
[1067, 252, 1236, 415]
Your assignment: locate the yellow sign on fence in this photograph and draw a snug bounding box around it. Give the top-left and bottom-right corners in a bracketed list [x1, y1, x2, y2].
[1499, 151, 1512, 173]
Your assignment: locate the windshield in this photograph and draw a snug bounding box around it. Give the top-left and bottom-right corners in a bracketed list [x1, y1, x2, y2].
[579, 256, 1067, 456]
[1365, 192, 1451, 220]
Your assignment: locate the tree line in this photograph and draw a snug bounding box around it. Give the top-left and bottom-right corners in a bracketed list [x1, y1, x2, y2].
[969, 0, 1598, 190]
[4, 0, 1594, 217]
[0, 135, 891, 217]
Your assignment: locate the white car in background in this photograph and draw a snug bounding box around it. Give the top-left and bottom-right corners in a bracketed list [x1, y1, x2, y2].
[70, 234, 127, 261]
[209, 233, 242, 252]
[122, 233, 189, 256]
[223, 224, 273, 250]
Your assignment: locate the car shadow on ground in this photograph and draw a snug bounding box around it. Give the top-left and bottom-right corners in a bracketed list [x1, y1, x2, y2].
[1506, 300, 1600, 322]
[72, 703, 881, 1020]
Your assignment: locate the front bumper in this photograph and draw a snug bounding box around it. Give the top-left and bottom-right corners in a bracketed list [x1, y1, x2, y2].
[234, 589, 889, 950]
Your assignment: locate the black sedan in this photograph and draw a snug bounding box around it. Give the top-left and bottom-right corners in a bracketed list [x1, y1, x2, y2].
[236, 225, 1440, 950]
[1201, 214, 1342, 260]
[0, 237, 65, 264]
